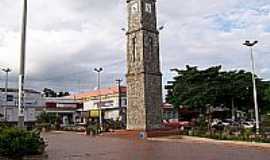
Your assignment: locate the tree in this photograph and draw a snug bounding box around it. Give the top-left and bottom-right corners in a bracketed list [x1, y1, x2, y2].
[43, 88, 57, 97]
[165, 65, 270, 116]
[260, 82, 270, 114]
[36, 111, 57, 124]
[43, 88, 70, 97]
[219, 70, 253, 118]
[166, 66, 223, 112]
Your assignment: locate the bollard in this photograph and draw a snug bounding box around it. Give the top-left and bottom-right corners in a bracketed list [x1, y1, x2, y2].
[139, 132, 145, 139]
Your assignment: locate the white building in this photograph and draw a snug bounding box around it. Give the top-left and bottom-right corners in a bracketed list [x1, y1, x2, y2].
[71, 86, 127, 121]
[0, 88, 44, 124]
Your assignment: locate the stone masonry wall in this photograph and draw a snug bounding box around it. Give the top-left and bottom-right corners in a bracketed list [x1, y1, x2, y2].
[126, 0, 162, 131]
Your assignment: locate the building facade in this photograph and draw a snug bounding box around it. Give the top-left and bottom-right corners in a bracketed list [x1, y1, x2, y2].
[161, 103, 179, 120]
[43, 97, 83, 126]
[126, 0, 162, 130]
[72, 86, 127, 121]
[0, 88, 44, 124]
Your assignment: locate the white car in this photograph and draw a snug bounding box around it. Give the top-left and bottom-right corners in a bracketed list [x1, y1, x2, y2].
[211, 119, 222, 127]
[222, 119, 233, 126]
[242, 122, 254, 129]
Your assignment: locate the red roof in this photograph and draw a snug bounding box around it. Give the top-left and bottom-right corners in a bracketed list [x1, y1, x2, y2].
[70, 86, 126, 100]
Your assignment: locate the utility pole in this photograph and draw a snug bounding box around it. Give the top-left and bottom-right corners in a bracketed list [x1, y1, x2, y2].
[116, 79, 122, 119]
[243, 40, 259, 135]
[2, 68, 11, 101]
[1, 67, 11, 122]
[18, 0, 28, 128]
[94, 67, 103, 130]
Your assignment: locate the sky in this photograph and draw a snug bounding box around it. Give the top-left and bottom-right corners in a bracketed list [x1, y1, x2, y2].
[0, 0, 270, 94]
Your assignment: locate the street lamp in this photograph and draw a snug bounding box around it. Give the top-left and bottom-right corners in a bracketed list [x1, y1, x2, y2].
[158, 25, 165, 31]
[94, 67, 103, 130]
[18, 0, 28, 128]
[1, 68, 11, 100]
[243, 40, 259, 135]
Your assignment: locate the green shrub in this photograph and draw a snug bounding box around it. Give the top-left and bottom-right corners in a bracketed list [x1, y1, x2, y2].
[0, 127, 46, 157]
[184, 124, 270, 143]
[35, 123, 50, 132]
[37, 111, 57, 124]
[86, 124, 100, 135]
[103, 119, 125, 131]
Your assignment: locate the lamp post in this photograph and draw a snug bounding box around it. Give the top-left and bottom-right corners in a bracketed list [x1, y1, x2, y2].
[1, 67, 11, 122]
[243, 40, 259, 135]
[94, 67, 103, 130]
[18, 0, 28, 128]
[1, 68, 11, 101]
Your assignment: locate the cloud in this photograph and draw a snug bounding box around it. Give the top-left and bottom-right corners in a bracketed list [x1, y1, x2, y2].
[159, 0, 270, 79]
[0, 0, 269, 94]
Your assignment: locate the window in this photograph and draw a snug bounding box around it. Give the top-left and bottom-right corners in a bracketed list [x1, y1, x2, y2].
[145, 3, 152, 13]
[6, 95, 14, 102]
[148, 37, 153, 58]
[131, 2, 138, 14]
[122, 99, 127, 106]
[132, 37, 136, 62]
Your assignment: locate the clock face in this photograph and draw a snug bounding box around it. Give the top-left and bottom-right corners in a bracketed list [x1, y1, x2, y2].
[145, 3, 152, 13]
[131, 2, 138, 14]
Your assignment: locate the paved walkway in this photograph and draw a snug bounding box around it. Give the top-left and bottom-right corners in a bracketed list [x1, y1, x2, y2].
[41, 131, 270, 160]
[149, 135, 270, 149]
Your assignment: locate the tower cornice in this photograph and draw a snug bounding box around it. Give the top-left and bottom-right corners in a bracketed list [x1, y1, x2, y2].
[127, 0, 156, 3]
[126, 27, 159, 35]
[126, 72, 162, 77]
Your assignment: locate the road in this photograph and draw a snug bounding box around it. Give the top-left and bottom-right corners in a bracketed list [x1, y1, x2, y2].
[41, 131, 270, 160]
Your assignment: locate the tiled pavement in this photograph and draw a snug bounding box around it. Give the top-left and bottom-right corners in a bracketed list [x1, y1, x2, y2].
[38, 131, 270, 160]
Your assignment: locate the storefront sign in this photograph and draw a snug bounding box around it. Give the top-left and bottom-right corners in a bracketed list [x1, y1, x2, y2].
[89, 110, 100, 118]
[57, 103, 77, 108]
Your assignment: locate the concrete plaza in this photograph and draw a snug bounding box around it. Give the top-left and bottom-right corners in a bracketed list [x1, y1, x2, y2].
[39, 131, 270, 160]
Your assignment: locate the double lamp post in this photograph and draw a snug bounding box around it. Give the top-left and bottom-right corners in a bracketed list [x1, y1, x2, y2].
[243, 40, 259, 135]
[94, 68, 103, 130]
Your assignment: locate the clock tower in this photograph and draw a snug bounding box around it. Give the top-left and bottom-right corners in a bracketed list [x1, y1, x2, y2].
[126, 0, 162, 130]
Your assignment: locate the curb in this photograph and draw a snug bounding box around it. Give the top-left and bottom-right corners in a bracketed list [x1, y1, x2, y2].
[148, 136, 270, 149]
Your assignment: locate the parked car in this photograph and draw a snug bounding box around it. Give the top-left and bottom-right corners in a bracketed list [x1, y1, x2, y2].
[162, 119, 192, 129]
[241, 122, 255, 129]
[211, 119, 222, 127]
[245, 119, 256, 125]
[163, 119, 180, 128]
[222, 119, 233, 126]
[211, 119, 234, 128]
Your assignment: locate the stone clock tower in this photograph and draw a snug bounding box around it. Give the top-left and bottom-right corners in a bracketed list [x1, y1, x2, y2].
[126, 0, 162, 131]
